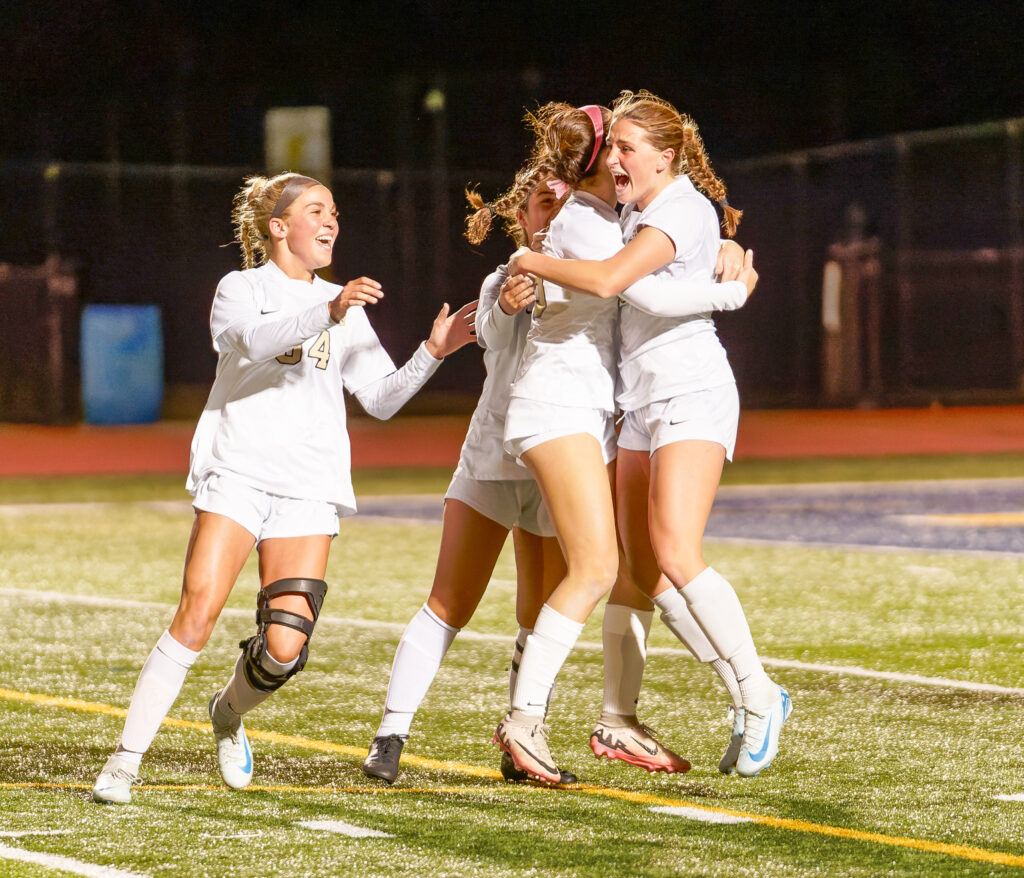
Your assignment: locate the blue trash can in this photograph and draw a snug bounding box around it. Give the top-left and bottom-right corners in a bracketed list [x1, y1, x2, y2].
[81, 304, 164, 424]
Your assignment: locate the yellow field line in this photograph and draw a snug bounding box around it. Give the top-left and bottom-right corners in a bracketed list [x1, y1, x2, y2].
[3, 685, 1023, 869]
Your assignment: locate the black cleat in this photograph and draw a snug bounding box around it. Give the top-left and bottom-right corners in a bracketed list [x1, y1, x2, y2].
[362, 734, 406, 784]
[499, 750, 578, 785]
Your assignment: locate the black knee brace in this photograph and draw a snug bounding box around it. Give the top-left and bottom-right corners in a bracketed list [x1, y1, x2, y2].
[239, 577, 328, 693]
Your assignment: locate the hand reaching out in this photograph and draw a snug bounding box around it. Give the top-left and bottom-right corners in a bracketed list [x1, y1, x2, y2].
[329, 276, 383, 323]
[425, 300, 477, 359]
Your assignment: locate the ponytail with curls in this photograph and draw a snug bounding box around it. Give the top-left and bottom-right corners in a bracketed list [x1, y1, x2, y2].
[230, 172, 311, 268]
[464, 165, 549, 247]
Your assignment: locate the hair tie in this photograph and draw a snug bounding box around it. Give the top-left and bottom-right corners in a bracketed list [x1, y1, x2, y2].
[579, 105, 605, 174]
[271, 175, 323, 219]
[546, 178, 571, 200]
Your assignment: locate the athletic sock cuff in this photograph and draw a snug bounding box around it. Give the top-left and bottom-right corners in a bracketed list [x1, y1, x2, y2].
[422, 603, 460, 634]
[534, 604, 585, 650]
[603, 603, 654, 636]
[680, 566, 723, 604]
[156, 630, 200, 669]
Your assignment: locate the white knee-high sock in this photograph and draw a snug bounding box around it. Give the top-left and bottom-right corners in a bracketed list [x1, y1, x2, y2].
[509, 627, 531, 708]
[601, 604, 653, 716]
[680, 567, 773, 707]
[212, 648, 299, 727]
[653, 586, 743, 710]
[376, 604, 459, 738]
[118, 630, 199, 765]
[511, 604, 584, 718]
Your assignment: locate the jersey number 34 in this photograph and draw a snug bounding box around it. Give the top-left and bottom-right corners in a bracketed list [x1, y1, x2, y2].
[277, 330, 331, 370]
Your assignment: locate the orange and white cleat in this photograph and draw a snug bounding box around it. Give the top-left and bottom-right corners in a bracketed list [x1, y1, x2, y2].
[590, 713, 691, 774]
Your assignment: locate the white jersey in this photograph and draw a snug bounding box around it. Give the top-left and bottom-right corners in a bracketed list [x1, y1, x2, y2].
[509, 191, 621, 412]
[454, 263, 534, 480]
[617, 176, 735, 410]
[187, 260, 441, 516]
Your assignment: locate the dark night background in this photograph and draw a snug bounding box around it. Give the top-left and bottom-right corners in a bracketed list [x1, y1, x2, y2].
[1, 0, 1022, 421]
[4, 0, 1022, 168]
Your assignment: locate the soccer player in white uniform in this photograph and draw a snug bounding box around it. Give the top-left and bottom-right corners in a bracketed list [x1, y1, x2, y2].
[492, 103, 750, 783]
[508, 90, 790, 778]
[91, 172, 475, 804]
[361, 171, 579, 785]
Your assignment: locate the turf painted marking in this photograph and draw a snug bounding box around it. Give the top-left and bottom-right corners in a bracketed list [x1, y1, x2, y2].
[299, 820, 393, 838]
[4, 776, 1024, 870]
[898, 512, 1024, 527]
[0, 844, 149, 877]
[0, 830, 72, 837]
[649, 805, 752, 824]
[5, 587, 1023, 697]
[995, 794, 1024, 802]
[199, 831, 262, 839]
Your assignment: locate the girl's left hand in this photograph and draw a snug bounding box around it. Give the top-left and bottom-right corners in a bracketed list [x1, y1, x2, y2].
[425, 301, 477, 359]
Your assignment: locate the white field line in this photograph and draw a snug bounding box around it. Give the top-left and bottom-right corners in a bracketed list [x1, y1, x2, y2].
[0, 844, 149, 877]
[298, 820, 392, 838]
[2, 587, 1022, 698]
[995, 794, 1024, 803]
[0, 831, 72, 838]
[649, 805, 753, 824]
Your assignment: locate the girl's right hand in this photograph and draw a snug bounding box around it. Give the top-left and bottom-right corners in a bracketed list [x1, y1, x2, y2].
[498, 274, 536, 315]
[330, 276, 383, 323]
[738, 250, 758, 299]
[507, 246, 532, 277]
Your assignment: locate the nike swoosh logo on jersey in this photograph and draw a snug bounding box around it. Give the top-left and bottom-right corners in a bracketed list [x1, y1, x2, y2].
[260, 308, 279, 315]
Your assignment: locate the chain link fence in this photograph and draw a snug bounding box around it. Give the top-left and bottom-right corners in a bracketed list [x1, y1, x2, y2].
[2, 117, 1021, 422]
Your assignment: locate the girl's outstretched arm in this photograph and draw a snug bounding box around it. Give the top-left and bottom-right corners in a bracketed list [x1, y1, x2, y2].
[509, 225, 675, 298]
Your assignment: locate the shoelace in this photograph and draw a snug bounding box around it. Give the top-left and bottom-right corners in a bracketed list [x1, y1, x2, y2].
[107, 767, 138, 786]
[740, 708, 769, 749]
[378, 735, 402, 754]
[636, 722, 661, 739]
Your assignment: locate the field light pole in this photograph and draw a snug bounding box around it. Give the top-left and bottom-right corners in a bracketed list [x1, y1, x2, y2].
[424, 78, 450, 326]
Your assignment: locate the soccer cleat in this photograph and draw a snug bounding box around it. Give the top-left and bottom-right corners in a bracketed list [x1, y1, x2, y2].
[362, 734, 406, 784]
[718, 707, 746, 775]
[499, 750, 578, 785]
[590, 713, 691, 774]
[735, 685, 792, 777]
[493, 712, 561, 784]
[208, 695, 253, 790]
[92, 753, 139, 804]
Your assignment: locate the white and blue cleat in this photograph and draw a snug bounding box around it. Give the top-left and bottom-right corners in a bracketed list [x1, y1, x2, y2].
[735, 685, 792, 777]
[718, 706, 746, 775]
[209, 695, 253, 790]
[92, 753, 139, 804]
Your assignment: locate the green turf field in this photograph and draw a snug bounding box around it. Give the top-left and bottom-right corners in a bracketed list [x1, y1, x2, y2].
[1, 460, 1022, 876]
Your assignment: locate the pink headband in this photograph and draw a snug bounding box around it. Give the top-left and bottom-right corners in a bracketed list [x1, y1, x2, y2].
[271, 175, 323, 219]
[579, 105, 605, 174]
